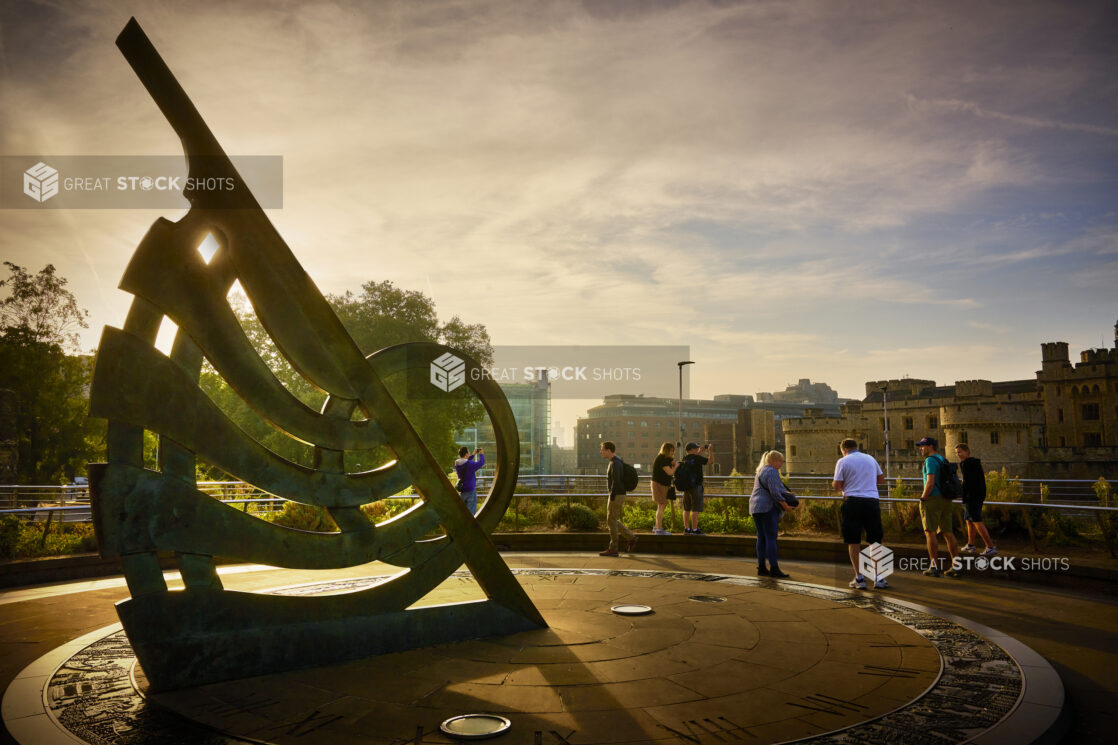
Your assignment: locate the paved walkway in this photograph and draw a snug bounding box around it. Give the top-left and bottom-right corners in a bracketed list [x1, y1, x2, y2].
[1, 552, 1115, 744]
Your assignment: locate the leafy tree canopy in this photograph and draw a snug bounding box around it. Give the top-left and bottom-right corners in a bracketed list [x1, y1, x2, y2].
[198, 280, 493, 482]
[0, 263, 101, 484]
[0, 262, 89, 352]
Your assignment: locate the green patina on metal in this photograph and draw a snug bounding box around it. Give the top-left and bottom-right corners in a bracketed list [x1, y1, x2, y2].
[88, 18, 546, 692]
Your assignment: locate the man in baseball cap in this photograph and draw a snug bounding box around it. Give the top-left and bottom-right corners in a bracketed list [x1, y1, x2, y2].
[916, 436, 961, 578]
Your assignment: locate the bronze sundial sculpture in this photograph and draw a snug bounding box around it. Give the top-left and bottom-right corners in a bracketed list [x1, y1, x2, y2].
[88, 18, 545, 692]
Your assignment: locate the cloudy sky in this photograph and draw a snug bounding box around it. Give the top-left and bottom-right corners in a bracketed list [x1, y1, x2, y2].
[2, 0, 1116, 443]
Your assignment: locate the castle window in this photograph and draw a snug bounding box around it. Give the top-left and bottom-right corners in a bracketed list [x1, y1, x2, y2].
[905, 440, 914, 450]
[990, 432, 1000, 445]
[1059, 436, 1066, 446]
[928, 415, 938, 430]
[641, 421, 648, 427]
[791, 446, 797, 456]
[1082, 403, 1100, 421]
[904, 417, 913, 430]
[1084, 433, 1102, 447]
[959, 431, 968, 444]
[1057, 408, 1064, 423]
[1017, 432, 1022, 444]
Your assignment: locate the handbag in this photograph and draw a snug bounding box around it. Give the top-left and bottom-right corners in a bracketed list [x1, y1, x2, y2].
[666, 486, 677, 501]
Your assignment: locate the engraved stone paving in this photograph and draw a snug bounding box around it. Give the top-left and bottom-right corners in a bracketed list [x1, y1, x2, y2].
[42, 570, 1023, 745]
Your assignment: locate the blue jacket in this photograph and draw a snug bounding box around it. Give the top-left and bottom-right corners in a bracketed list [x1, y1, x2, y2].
[454, 454, 485, 491]
[749, 465, 792, 515]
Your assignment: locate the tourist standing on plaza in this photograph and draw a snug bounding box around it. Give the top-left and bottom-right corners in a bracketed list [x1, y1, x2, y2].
[832, 439, 887, 589]
[599, 441, 636, 557]
[955, 443, 996, 556]
[680, 442, 712, 535]
[650, 442, 678, 535]
[916, 437, 961, 577]
[453, 446, 485, 514]
[750, 450, 796, 578]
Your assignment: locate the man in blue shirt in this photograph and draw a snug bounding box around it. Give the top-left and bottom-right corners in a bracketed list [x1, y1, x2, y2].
[917, 437, 961, 578]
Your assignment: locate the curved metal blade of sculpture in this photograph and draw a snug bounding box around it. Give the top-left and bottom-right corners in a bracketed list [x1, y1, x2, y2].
[87, 18, 545, 692]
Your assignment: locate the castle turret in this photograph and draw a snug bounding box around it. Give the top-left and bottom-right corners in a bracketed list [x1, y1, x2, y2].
[1040, 342, 1070, 374]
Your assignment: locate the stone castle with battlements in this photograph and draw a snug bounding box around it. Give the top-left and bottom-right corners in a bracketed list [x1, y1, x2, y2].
[783, 321, 1118, 480]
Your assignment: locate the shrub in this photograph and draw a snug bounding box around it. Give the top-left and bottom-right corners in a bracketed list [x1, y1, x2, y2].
[793, 498, 841, 532]
[0, 519, 99, 559]
[0, 515, 21, 559]
[270, 501, 338, 532]
[360, 498, 415, 523]
[549, 503, 600, 531]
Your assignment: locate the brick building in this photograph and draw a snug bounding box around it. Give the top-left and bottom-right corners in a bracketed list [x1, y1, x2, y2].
[576, 393, 841, 475]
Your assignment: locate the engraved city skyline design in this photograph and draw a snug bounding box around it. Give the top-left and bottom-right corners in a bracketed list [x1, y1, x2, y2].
[87, 17, 544, 691]
[43, 569, 1023, 745]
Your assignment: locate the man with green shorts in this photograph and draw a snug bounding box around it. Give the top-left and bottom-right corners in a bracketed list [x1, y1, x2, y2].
[916, 437, 961, 578]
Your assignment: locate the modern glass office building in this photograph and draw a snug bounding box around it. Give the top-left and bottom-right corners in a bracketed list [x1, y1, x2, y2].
[456, 380, 551, 475]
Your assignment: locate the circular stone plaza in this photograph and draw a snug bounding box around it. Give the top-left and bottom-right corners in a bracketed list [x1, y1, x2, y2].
[2, 547, 1115, 745]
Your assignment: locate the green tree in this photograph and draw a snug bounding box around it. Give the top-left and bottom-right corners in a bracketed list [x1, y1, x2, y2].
[0, 263, 101, 483]
[198, 280, 492, 479]
[0, 262, 89, 352]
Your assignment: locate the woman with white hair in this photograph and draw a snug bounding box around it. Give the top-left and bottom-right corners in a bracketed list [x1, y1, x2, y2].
[750, 450, 797, 578]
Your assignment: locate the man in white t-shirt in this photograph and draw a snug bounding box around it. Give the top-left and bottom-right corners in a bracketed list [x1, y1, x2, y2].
[832, 438, 886, 589]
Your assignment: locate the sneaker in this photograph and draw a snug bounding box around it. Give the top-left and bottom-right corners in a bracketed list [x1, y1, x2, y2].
[944, 568, 963, 578]
[961, 544, 977, 554]
[598, 549, 619, 557]
[849, 575, 867, 590]
[653, 528, 670, 535]
[770, 570, 790, 579]
[691, 529, 706, 536]
[684, 528, 693, 535]
[757, 567, 770, 576]
[922, 566, 942, 578]
[874, 577, 890, 589]
[625, 536, 638, 552]
[982, 546, 998, 557]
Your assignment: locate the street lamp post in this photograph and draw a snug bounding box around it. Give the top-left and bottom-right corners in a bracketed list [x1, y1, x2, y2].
[677, 360, 695, 453]
[880, 383, 891, 484]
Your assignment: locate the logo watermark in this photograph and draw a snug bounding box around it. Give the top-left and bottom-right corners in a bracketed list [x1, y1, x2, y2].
[23, 161, 59, 202]
[897, 556, 1071, 573]
[430, 352, 466, 393]
[413, 345, 689, 399]
[859, 542, 894, 581]
[3, 155, 282, 208]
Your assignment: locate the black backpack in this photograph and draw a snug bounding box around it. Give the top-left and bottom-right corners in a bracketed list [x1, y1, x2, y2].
[936, 455, 963, 500]
[673, 460, 695, 492]
[622, 462, 639, 492]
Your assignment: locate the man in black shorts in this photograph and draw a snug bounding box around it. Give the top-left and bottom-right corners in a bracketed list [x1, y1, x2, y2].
[955, 443, 996, 556]
[832, 438, 886, 589]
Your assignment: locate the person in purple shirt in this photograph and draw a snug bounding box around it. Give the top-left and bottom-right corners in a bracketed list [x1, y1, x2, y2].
[453, 446, 485, 514]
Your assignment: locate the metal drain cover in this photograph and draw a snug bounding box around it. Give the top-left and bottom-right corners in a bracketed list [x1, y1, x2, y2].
[611, 603, 654, 615]
[440, 714, 511, 739]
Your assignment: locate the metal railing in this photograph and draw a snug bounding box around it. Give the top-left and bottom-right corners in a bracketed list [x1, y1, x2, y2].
[2, 475, 1113, 521]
